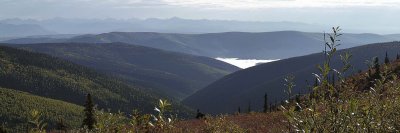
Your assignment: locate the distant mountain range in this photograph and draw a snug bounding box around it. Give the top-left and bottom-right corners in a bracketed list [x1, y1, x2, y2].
[0, 18, 325, 36]
[10, 43, 240, 100]
[4, 31, 400, 59]
[0, 23, 54, 38]
[183, 41, 400, 114]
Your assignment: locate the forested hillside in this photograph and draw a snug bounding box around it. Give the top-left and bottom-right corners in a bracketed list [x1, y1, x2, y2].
[0, 46, 192, 116]
[12, 43, 239, 100]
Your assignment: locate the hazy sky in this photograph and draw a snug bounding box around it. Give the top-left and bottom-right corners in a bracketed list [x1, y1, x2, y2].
[1, 0, 399, 29]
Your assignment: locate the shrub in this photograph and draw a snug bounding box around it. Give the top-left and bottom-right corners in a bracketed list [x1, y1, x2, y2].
[28, 109, 47, 133]
[203, 115, 247, 133]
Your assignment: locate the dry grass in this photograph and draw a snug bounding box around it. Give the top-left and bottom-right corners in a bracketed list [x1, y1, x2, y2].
[175, 112, 286, 133]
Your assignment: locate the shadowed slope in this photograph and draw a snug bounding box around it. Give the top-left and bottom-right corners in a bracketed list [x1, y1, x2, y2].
[183, 41, 400, 114]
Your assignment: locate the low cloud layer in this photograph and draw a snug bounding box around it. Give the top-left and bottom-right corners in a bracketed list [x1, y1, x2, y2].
[216, 58, 278, 69]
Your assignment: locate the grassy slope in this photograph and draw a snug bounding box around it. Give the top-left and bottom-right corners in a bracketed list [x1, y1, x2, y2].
[0, 87, 84, 131]
[176, 112, 286, 133]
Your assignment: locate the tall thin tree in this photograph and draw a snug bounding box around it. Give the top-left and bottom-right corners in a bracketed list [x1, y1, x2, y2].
[374, 57, 381, 79]
[263, 93, 269, 113]
[331, 73, 335, 86]
[82, 93, 96, 130]
[269, 103, 273, 112]
[385, 51, 390, 64]
[247, 101, 252, 113]
[56, 118, 67, 131]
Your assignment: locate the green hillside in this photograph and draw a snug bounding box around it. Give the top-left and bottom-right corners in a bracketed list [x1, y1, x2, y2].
[0, 46, 191, 117]
[0, 87, 83, 132]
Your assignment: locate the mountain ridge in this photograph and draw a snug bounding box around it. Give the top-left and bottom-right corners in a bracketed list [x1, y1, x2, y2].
[0, 18, 324, 34]
[4, 31, 400, 59]
[0, 23, 55, 38]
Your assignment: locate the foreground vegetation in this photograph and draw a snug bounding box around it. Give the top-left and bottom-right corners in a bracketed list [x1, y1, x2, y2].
[283, 27, 400, 132]
[0, 87, 83, 132]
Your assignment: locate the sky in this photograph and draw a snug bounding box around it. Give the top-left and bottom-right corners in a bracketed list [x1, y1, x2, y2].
[1, 0, 399, 32]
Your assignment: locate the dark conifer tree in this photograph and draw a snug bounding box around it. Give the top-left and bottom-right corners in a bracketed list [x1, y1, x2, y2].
[295, 93, 301, 103]
[373, 57, 381, 79]
[397, 54, 399, 60]
[367, 68, 373, 90]
[385, 52, 390, 64]
[314, 78, 319, 87]
[247, 101, 252, 113]
[82, 93, 96, 130]
[295, 94, 301, 111]
[269, 103, 273, 112]
[332, 73, 335, 86]
[238, 107, 241, 114]
[263, 93, 269, 113]
[195, 109, 205, 119]
[56, 118, 67, 131]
